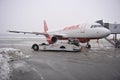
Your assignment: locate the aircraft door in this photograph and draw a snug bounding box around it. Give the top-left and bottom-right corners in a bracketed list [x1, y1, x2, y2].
[80, 24, 86, 33]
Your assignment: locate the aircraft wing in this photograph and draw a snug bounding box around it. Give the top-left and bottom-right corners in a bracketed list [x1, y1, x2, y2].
[8, 30, 66, 38]
[8, 30, 48, 36]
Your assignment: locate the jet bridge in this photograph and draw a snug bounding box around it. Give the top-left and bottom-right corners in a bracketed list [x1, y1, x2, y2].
[104, 23, 120, 48]
[96, 20, 120, 48]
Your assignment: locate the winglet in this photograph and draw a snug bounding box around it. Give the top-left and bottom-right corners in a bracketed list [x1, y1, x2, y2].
[44, 20, 48, 33]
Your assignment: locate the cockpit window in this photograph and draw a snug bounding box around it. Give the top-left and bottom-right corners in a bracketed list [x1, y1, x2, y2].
[91, 25, 103, 28]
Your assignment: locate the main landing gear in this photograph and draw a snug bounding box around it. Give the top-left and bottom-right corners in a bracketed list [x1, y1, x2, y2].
[86, 42, 91, 48]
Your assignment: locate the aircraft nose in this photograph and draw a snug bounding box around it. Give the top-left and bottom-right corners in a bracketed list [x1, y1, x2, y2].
[103, 28, 111, 37]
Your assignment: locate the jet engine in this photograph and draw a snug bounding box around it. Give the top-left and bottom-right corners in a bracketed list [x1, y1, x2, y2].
[47, 36, 58, 44]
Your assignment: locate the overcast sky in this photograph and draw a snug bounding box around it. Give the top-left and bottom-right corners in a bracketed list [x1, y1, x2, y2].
[0, 0, 120, 34]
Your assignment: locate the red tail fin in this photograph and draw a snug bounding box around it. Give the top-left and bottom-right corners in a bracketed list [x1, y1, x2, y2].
[44, 20, 48, 33]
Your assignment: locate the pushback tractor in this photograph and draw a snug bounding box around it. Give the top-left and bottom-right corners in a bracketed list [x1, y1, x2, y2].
[32, 39, 81, 52]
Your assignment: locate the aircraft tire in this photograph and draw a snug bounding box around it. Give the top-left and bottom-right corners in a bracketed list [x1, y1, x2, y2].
[32, 44, 39, 51]
[86, 44, 91, 49]
[60, 46, 66, 49]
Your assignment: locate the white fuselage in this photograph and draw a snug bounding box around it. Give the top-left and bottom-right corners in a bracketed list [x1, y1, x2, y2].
[8, 21, 111, 44]
[49, 23, 111, 39]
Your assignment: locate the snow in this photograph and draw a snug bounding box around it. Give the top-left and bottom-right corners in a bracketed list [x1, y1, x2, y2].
[0, 54, 10, 80]
[0, 48, 30, 80]
[0, 48, 30, 60]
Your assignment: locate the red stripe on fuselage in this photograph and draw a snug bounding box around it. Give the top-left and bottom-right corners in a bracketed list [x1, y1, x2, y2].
[63, 24, 80, 30]
[58, 37, 99, 43]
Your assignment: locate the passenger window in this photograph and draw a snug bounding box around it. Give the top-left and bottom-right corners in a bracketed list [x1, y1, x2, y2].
[91, 25, 102, 28]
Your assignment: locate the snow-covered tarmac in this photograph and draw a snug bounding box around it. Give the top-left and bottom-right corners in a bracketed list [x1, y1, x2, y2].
[0, 48, 30, 80]
[0, 38, 120, 80]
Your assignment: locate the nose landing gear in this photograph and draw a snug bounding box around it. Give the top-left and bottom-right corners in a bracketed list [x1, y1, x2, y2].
[86, 42, 91, 48]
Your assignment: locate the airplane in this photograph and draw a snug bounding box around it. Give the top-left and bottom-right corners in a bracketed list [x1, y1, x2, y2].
[8, 20, 111, 49]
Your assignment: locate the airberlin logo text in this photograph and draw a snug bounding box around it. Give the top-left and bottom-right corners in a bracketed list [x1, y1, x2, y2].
[63, 25, 80, 30]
